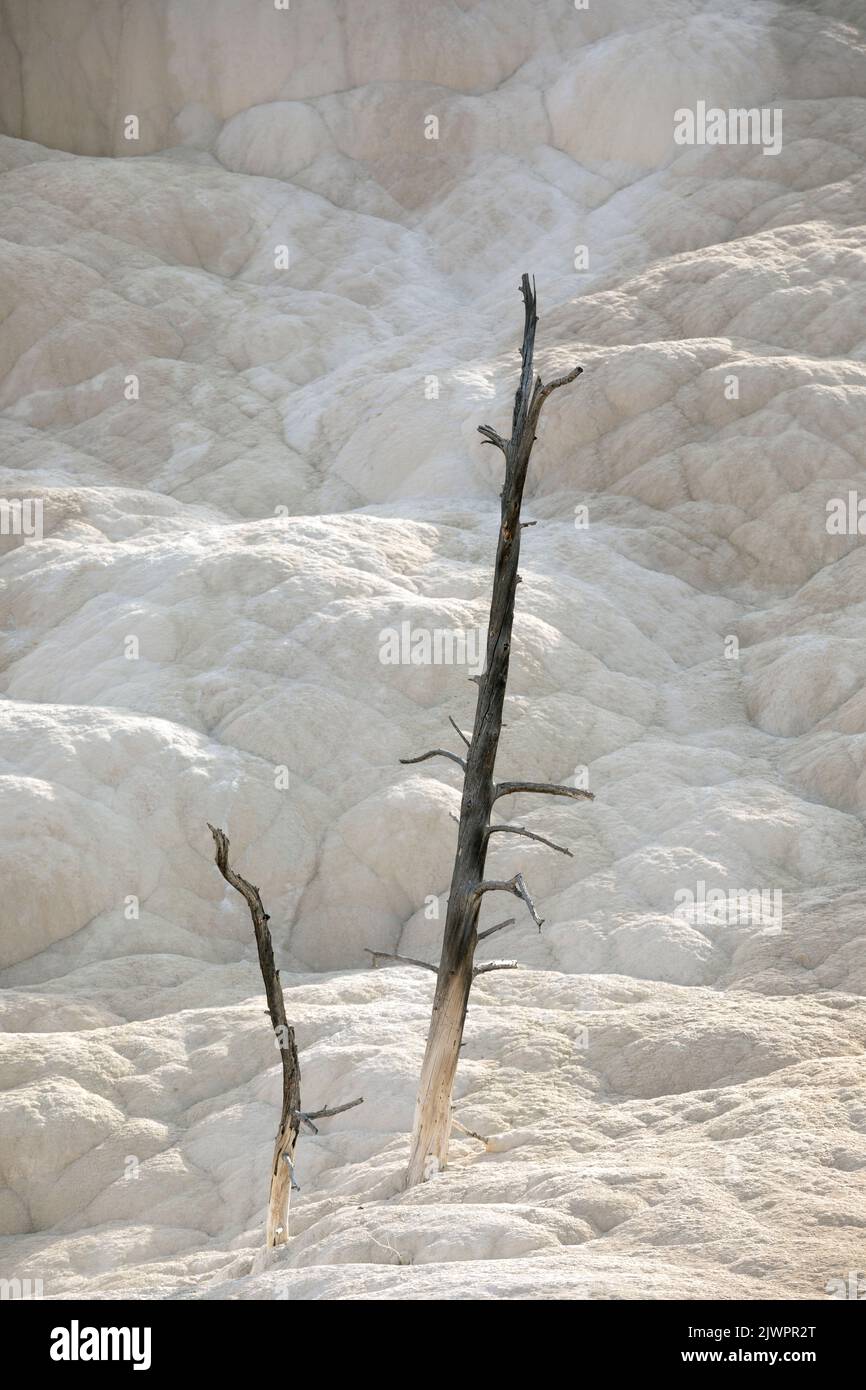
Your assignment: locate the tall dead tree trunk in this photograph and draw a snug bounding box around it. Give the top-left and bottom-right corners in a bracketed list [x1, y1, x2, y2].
[402, 275, 592, 1188]
[209, 824, 362, 1246]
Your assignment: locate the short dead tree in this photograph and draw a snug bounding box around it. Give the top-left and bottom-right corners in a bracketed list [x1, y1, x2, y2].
[209, 824, 362, 1247]
[380, 275, 593, 1188]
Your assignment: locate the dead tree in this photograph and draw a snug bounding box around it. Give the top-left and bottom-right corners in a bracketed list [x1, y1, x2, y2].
[398, 275, 592, 1188]
[208, 824, 362, 1247]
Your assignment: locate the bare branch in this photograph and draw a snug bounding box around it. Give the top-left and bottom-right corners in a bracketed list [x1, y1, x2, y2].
[452, 1117, 488, 1145]
[472, 871, 544, 930]
[365, 948, 438, 975]
[494, 780, 593, 803]
[448, 715, 471, 749]
[528, 365, 583, 430]
[400, 748, 466, 772]
[295, 1096, 365, 1134]
[477, 916, 516, 942]
[303, 1097, 365, 1122]
[477, 423, 508, 453]
[541, 363, 584, 397]
[473, 959, 520, 976]
[486, 823, 573, 856]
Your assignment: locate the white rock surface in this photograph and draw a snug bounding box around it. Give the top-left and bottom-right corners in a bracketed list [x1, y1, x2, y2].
[1, 0, 865, 1300]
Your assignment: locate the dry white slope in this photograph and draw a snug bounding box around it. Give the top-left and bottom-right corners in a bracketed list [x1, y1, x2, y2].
[0, 0, 865, 1299]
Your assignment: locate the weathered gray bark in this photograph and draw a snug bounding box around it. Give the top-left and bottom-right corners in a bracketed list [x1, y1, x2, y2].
[208, 824, 362, 1246]
[402, 275, 592, 1188]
